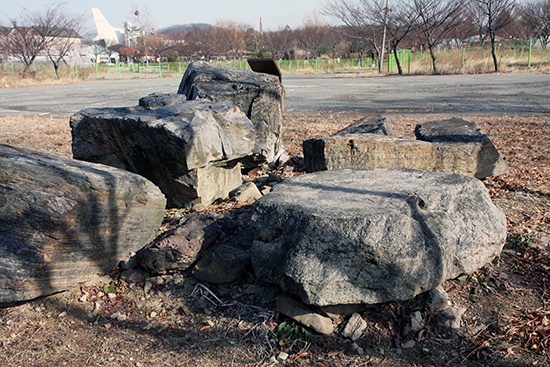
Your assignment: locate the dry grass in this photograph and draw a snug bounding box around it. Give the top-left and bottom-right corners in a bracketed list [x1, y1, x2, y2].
[0, 115, 72, 157]
[402, 48, 550, 75]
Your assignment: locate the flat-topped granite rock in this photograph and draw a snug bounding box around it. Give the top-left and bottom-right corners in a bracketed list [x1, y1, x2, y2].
[250, 168, 507, 306]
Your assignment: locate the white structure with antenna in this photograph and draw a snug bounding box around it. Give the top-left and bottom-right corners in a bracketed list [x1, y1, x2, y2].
[91, 8, 126, 45]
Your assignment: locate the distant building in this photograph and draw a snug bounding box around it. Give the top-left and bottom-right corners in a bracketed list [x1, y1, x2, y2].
[0, 25, 82, 63]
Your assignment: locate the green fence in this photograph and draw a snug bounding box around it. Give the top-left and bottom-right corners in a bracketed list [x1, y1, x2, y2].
[1, 47, 548, 81]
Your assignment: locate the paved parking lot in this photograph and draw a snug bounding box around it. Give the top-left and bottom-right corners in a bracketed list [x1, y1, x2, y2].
[1, 73, 549, 116]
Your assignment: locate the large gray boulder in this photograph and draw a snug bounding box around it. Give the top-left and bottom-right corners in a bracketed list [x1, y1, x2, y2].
[251, 168, 507, 306]
[0, 144, 166, 304]
[304, 117, 508, 179]
[177, 61, 285, 166]
[71, 101, 255, 209]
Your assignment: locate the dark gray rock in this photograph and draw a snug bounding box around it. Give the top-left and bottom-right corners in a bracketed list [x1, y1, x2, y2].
[192, 243, 251, 283]
[71, 101, 255, 209]
[177, 61, 285, 166]
[333, 116, 392, 136]
[415, 117, 488, 143]
[0, 144, 166, 304]
[251, 168, 507, 306]
[137, 212, 223, 274]
[193, 221, 255, 283]
[138, 93, 188, 110]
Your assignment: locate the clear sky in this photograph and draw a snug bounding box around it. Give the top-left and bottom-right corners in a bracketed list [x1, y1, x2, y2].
[0, 0, 329, 33]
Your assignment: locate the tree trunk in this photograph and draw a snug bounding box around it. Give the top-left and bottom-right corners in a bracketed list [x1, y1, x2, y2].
[393, 47, 403, 75]
[429, 46, 438, 74]
[490, 35, 499, 72]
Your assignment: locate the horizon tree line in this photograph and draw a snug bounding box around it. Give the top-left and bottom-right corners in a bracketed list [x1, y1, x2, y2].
[1, 0, 549, 76]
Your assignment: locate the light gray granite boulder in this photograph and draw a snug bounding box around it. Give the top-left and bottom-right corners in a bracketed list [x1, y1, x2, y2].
[251, 168, 506, 306]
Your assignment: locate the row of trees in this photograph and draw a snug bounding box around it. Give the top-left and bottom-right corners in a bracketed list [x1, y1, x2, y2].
[1, 0, 549, 76]
[145, 0, 547, 74]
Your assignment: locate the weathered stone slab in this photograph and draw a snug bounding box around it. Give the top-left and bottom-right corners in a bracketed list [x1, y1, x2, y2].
[177, 61, 285, 166]
[0, 144, 166, 304]
[333, 116, 393, 136]
[71, 101, 255, 208]
[251, 168, 507, 306]
[304, 117, 508, 179]
[415, 117, 509, 178]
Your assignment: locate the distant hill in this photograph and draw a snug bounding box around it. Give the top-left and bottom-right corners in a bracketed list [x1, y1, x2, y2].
[157, 23, 211, 36]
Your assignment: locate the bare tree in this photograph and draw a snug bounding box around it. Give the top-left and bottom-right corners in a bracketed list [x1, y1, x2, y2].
[520, 0, 550, 49]
[2, 18, 49, 76]
[215, 20, 249, 59]
[467, 0, 516, 72]
[324, 0, 386, 72]
[35, 4, 84, 78]
[411, 0, 464, 74]
[1, 3, 84, 77]
[375, 0, 418, 74]
[264, 26, 295, 59]
[297, 11, 334, 59]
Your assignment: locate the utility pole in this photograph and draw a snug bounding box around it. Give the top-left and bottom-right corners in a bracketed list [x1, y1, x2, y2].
[379, 0, 389, 73]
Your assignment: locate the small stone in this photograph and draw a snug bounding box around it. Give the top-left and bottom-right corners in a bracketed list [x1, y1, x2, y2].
[436, 308, 466, 330]
[268, 172, 284, 183]
[428, 285, 450, 311]
[149, 311, 157, 318]
[108, 293, 117, 300]
[144, 282, 153, 294]
[342, 313, 367, 341]
[348, 342, 365, 356]
[410, 311, 425, 332]
[229, 182, 262, 204]
[88, 302, 101, 319]
[402, 340, 416, 349]
[469, 323, 486, 335]
[58, 311, 67, 318]
[120, 268, 147, 284]
[119, 255, 138, 270]
[79, 295, 88, 303]
[104, 323, 112, 329]
[277, 352, 289, 361]
[110, 312, 127, 322]
[276, 296, 333, 335]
